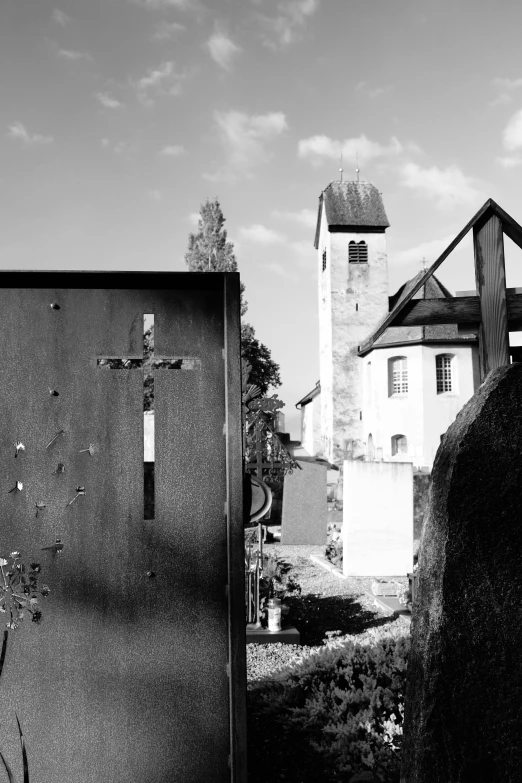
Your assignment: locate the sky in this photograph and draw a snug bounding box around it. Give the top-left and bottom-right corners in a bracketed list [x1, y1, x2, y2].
[2, 0, 522, 438]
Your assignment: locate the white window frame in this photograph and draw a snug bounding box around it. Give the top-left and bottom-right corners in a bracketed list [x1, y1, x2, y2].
[388, 356, 408, 396]
[436, 353, 455, 394]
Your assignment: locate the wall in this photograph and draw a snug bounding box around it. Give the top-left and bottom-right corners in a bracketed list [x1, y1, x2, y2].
[343, 459, 413, 576]
[318, 206, 334, 461]
[362, 342, 479, 469]
[300, 393, 322, 456]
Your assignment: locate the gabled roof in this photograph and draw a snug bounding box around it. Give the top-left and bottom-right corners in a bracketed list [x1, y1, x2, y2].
[314, 181, 390, 248]
[373, 271, 472, 349]
[359, 198, 522, 356]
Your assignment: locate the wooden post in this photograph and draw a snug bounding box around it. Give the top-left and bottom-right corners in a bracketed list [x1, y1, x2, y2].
[473, 213, 511, 381]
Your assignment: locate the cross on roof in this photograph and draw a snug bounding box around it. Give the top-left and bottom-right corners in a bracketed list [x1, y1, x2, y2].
[359, 199, 522, 382]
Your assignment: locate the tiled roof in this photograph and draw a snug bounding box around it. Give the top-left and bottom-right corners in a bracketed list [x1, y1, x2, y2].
[373, 271, 474, 348]
[314, 181, 389, 247]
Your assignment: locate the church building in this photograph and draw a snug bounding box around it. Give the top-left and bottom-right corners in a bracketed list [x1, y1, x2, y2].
[296, 179, 479, 471]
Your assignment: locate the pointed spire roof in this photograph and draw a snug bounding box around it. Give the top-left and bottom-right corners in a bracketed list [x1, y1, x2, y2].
[314, 181, 389, 248]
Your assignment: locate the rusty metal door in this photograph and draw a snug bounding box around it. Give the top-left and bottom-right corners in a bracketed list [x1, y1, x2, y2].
[0, 273, 246, 783]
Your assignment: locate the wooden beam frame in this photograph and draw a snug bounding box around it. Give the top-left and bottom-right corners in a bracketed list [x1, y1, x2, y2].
[359, 200, 522, 380]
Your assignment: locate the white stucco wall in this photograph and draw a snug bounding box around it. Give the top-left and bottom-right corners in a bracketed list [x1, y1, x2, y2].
[300, 394, 322, 456]
[362, 342, 479, 469]
[343, 460, 413, 576]
[318, 214, 389, 465]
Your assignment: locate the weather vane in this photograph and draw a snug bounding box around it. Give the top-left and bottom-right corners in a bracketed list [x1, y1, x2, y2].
[339, 152, 343, 182]
[356, 152, 360, 183]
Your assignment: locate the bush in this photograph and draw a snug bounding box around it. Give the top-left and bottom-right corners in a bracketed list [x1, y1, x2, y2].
[247, 623, 409, 783]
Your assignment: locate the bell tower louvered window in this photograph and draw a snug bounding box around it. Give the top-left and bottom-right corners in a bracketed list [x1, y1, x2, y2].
[348, 240, 368, 263]
[322, 249, 327, 272]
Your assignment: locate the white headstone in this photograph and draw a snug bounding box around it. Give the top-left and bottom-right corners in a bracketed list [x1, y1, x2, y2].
[343, 460, 413, 576]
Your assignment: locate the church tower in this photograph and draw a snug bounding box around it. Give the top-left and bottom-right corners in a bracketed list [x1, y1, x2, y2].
[314, 179, 390, 464]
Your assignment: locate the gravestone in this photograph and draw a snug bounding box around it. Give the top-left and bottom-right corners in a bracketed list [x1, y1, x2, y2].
[0, 273, 246, 783]
[402, 363, 522, 783]
[281, 459, 327, 544]
[343, 460, 413, 576]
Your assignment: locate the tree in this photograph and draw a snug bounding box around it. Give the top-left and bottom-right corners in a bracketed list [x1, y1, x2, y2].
[185, 198, 248, 316]
[143, 198, 282, 411]
[241, 323, 281, 396]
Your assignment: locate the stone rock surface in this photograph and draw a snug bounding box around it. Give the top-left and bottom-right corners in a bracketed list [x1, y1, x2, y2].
[401, 364, 522, 782]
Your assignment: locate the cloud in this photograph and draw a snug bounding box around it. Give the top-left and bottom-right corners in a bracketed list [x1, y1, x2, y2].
[392, 235, 456, 266]
[96, 92, 124, 109]
[187, 212, 200, 226]
[153, 21, 186, 40]
[490, 77, 522, 106]
[206, 27, 241, 71]
[146, 189, 162, 201]
[503, 108, 522, 151]
[7, 122, 54, 146]
[298, 133, 404, 168]
[133, 61, 189, 103]
[356, 81, 393, 99]
[131, 0, 191, 8]
[159, 144, 186, 156]
[204, 110, 288, 182]
[57, 48, 92, 61]
[238, 224, 286, 244]
[101, 138, 128, 154]
[258, 0, 319, 48]
[400, 162, 482, 208]
[496, 155, 522, 168]
[52, 8, 70, 26]
[271, 207, 316, 228]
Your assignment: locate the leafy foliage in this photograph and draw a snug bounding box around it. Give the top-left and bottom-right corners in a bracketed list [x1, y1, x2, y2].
[247, 625, 409, 783]
[185, 197, 248, 316]
[241, 323, 281, 396]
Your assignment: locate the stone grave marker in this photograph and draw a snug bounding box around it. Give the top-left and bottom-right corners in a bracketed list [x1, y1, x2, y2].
[281, 459, 327, 545]
[0, 273, 246, 783]
[401, 363, 522, 782]
[343, 460, 413, 576]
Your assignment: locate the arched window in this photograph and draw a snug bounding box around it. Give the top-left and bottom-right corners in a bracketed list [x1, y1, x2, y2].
[392, 434, 408, 456]
[348, 240, 368, 263]
[322, 248, 327, 272]
[388, 356, 408, 396]
[436, 354, 454, 393]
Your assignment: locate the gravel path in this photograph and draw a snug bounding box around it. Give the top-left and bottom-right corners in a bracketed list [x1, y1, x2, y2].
[246, 544, 407, 683]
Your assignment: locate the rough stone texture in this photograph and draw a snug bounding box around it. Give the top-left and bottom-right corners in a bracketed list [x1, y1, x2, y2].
[281, 460, 327, 545]
[401, 363, 522, 783]
[413, 472, 430, 541]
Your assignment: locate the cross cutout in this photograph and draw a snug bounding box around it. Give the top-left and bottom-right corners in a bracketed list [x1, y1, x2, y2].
[97, 315, 201, 518]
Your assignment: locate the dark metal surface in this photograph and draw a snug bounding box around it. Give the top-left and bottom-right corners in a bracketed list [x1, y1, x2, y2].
[0, 277, 244, 783]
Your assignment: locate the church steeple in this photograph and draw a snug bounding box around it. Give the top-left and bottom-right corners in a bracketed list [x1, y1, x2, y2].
[316, 180, 390, 464]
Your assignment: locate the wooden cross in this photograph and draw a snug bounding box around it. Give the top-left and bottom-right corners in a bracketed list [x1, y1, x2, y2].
[359, 199, 522, 382]
[97, 315, 201, 517]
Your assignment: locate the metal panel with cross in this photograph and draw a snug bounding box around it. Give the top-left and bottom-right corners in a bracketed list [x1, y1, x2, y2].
[0, 272, 246, 783]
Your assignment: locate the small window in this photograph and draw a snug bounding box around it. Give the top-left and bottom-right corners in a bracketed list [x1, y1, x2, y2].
[436, 354, 453, 393]
[348, 240, 368, 263]
[322, 249, 327, 272]
[391, 434, 408, 456]
[388, 356, 408, 395]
